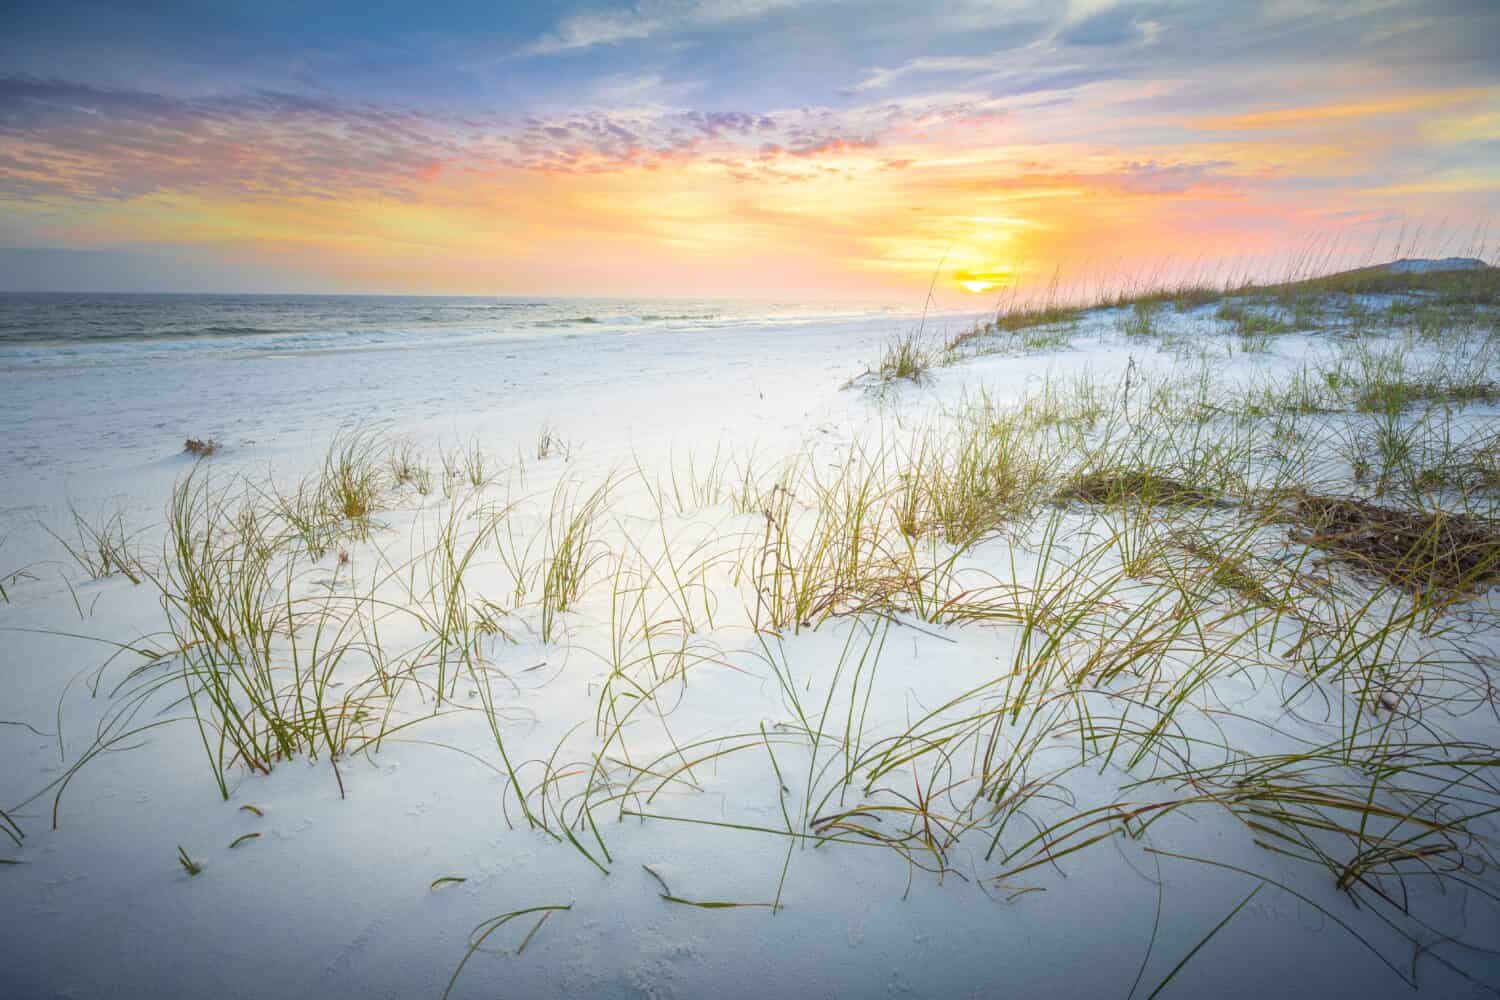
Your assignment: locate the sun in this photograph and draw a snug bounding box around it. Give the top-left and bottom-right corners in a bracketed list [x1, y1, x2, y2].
[954, 269, 1011, 294]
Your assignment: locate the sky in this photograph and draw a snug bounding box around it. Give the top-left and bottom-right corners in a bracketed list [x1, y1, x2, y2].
[1, 0, 1498, 299]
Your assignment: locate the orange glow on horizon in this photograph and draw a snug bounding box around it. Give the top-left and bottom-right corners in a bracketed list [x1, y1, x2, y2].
[3, 79, 1496, 299]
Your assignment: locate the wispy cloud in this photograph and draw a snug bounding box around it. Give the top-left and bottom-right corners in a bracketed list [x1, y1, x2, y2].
[1194, 88, 1497, 131]
[0, 75, 1025, 200]
[0, 77, 461, 201]
[523, 0, 815, 55]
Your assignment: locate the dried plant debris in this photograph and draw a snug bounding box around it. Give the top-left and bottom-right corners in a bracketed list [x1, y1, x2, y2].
[1287, 494, 1500, 594]
[1057, 469, 1219, 507]
[183, 437, 219, 457]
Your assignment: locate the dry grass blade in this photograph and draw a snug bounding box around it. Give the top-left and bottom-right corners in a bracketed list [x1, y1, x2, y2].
[1144, 884, 1262, 1000]
[0, 805, 22, 848]
[42, 503, 144, 584]
[444, 903, 571, 1000]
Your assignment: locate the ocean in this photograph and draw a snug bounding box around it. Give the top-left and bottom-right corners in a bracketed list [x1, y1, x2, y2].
[0, 293, 908, 366]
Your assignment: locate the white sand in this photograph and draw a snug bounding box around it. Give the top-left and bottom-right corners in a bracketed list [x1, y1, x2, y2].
[2, 294, 1497, 999]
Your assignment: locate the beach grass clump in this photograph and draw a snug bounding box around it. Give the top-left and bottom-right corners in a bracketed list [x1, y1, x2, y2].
[997, 320, 1075, 355]
[536, 424, 571, 462]
[874, 330, 934, 383]
[1421, 431, 1500, 499]
[0, 536, 41, 603]
[323, 431, 385, 523]
[148, 470, 392, 797]
[176, 845, 202, 876]
[744, 445, 919, 631]
[1006, 737, 1500, 941]
[269, 477, 337, 559]
[539, 478, 612, 642]
[1057, 468, 1218, 508]
[1327, 408, 1500, 504]
[1011, 322, 1075, 353]
[749, 472, 859, 632]
[1267, 258, 1499, 306]
[1216, 301, 1296, 338]
[1351, 372, 1498, 416]
[43, 503, 144, 584]
[938, 321, 986, 358]
[651, 446, 734, 515]
[1311, 342, 1496, 418]
[1382, 297, 1484, 341]
[1352, 416, 1421, 496]
[269, 430, 394, 557]
[943, 317, 1074, 358]
[388, 440, 432, 494]
[923, 407, 1048, 545]
[1019, 372, 1109, 432]
[1231, 365, 1335, 418]
[1120, 301, 1161, 338]
[449, 438, 495, 489]
[859, 257, 1496, 384]
[993, 302, 1083, 332]
[1168, 529, 1285, 610]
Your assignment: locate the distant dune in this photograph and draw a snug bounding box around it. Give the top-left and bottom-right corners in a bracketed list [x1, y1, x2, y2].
[1383, 256, 1490, 273]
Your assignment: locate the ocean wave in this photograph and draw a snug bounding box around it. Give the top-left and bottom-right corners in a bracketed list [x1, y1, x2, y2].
[533, 316, 604, 328]
[187, 325, 290, 337]
[0, 323, 294, 345]
[0, 293, 916, 365]
[531, 312, 725, 328]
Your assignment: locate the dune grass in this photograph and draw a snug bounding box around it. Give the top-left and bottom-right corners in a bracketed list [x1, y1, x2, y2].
[176, 845, 202, 876]
[861, 254, 1497, 385]
[0, 536, 32, 603]
[870, 329, 935, 383]
[388, 439, 433, 495]
[42, 503, 145, 584]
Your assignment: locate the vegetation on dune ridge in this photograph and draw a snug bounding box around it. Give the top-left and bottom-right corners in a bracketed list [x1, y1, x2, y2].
[859, 254, 1499, 383]
[8, 272, 1500, 994]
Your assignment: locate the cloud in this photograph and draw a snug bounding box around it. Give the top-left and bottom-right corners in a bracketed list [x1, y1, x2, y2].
[0, 77, 463, 201]
[1055, 6, 1148, 47]
[1193, 89, 1497, 131]
[1105, 159, 1237, 194]
[0, 74, 1019, 200]
[523, 0, 813, 55]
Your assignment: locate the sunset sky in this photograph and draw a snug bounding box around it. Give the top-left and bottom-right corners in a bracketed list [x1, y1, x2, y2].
[1, 0, 1498, 299]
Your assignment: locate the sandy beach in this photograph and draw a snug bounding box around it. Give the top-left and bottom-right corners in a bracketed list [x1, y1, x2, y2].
[4, 265, 1500, 998]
